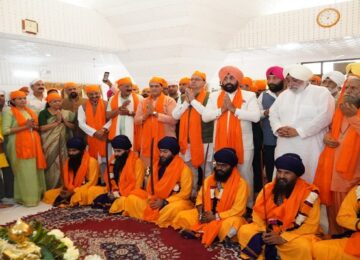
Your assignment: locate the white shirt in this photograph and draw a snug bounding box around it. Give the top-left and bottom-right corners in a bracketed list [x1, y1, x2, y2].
[202, 89, 261, 150]
[78, 101, 111, 137]
[269, 84, 335, 182]
[27, 93, 46, 114]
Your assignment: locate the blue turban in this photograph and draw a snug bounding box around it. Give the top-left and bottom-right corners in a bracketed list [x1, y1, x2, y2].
[111, 135, 132, 150]
[66, 137, 86, 151]
[214, 148, 238, 167]
[275, 153, 305, 176]
[158, 136, 180, 155]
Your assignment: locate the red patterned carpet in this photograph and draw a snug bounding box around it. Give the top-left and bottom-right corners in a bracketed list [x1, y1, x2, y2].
[9, 207, 241, 259]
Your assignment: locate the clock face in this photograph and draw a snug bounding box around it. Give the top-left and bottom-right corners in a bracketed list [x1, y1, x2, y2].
[316, 8, 340, 28]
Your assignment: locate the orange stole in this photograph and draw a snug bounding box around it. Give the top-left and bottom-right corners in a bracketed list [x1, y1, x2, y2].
[103, 151, 139, 196]
[85, 100, 106, 157]
[215, 90, 244, 164]
[192, 168, 241, 246]
[11, 106, 46, 169]
[141, 93, 166, 159]
[179, 89, 206, 167]
[63, 151, 90, 192]
[314, 87, 360, 205]
[253, 179, 316, 232]
[132, 156, 184, 222]
[108, 93, 141, 151]
[345, 232, 360, 257]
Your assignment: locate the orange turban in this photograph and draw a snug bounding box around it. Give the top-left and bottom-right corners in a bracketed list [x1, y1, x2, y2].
[149, 76, 168, 87]
[19, 86, 30, 94]
[46, 93, 62, 103]
[160, 77, 168, 88]
[254, 79, 267, 91]
[10, 90, 26, 100]
[64, 82, 77, 89]
[219, 66, 244, 83]
[241, 77, 253, 88]
[179, 77, 190, 85]
[116, 77, 132, 86]
[192, 70, 206, 81]
[85, 85, 101, 93]
[310, 75, 321, 85]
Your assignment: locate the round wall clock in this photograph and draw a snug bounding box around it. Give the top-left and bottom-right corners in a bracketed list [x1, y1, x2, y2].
[316, 8, 341, 28]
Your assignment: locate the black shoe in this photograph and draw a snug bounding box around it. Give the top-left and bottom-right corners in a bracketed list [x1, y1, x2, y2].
[223, 236, 237, 249]
[179, 229, 197, 239]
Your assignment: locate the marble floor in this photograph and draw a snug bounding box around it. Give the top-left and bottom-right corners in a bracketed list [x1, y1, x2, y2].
[0, 201, 52, 225]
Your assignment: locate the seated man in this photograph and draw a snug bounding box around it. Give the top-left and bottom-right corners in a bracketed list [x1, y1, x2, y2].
[173, 148, 249, 247]
[123, 136, 193, 228]
[313, 184, 360, 260]
[239, 153, 320, 259]
[43, 137, 99, 207]
[87, 135, 145, 211]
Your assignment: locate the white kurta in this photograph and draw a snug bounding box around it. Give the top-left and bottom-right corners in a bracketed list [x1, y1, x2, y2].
[269, 84, 335, 183]
[202, 89, 261, 207]
[27, 93, 46, 114]
[106, 93, 143, 145]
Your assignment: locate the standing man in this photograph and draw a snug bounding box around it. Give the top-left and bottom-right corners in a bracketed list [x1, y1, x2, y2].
[168, 82, 180, 102]
[179, 77, 190, 95]
[61, 82, 87, 113]
[202, 66, 261, 207]
[321, 71, 345, 100]
[135, 77, 177, 166]
[269, 64, 335, 183]
[258, 66, 286, 182]
[28, 79, 46, 114]
[106, 77, 142, 152]
[172, 70, 214, 197]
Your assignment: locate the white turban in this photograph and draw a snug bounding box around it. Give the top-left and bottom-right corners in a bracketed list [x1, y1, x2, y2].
[29, 78, 43, 87]
[0, 90, 5, 95]
[283, 64, 313, 81]
[322, 71, 345, 87]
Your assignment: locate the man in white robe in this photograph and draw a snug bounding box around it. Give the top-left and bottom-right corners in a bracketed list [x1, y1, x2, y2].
[27, 79, 46, 114]
[269, 64, 335, 183]
[202, 66, 261, 207]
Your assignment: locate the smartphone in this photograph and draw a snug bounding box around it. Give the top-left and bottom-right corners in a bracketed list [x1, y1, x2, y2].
[102, 72, 110, 83]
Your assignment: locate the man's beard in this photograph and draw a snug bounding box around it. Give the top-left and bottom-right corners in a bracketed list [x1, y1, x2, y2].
[113, 152, 129, 181]
[69, 92, 78, 99]
[272, 177, 297, 203]
[343, 95, 360, 109]
[221, 83, 238, 93]
[68, 152, 84, 175]
[288, 84, 307, 94]
[214, 167, 233, 183]
[268, 82, 284, 93]
[159, 155, 174, 167]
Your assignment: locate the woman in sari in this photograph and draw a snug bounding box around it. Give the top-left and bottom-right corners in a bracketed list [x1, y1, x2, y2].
[39, 93, 75, 190]
[2, 91, 46, 207]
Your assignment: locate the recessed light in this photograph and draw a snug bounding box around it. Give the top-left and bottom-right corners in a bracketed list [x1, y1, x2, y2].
[45, 53, 51, 57]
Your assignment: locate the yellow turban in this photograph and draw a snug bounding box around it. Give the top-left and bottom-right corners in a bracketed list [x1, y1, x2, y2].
[346, 63, 360, 77]
[179, 77, 190, 85]
[64, 82, 77, 89]
[10, 90, 26, 100]
[85, 85, 101, 93]
[192, 70, 206, 81]
[46, 93, 62, 103]
[116, 77, 132, 86]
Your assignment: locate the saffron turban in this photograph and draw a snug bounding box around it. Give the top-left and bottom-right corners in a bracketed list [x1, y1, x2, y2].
[19, 86, 30, 94]
[254, 80, 267, 91]
[116, 77, 132, 86]
[218, 66, 244, 83]
[159, 77, 168, 88]
[149, 77, 168, 87]
[158, 136, 180, 155]
[67, 137, 86, 151]
[322, 71, 345, 87]
[64, 82, 77, 89]
[346, 62, 360, 77]
[214, 148, 238, 167]
[179, 77, 190, 85]
[46, 93, 62, 103]
[85, 85, 101, 93]
[310, 75, 322, 85]
[241, 77, 253, 88]
[266, 66, 284, 80]
[275, 153, 305, 177]
[10, 90, 26, 100]
[283, 64, 313, 81]
[111, 135, 132, 150]
[192, 70, 206, 81]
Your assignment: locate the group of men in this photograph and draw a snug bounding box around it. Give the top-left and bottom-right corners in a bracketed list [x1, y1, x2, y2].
[1, 62, 360, 259]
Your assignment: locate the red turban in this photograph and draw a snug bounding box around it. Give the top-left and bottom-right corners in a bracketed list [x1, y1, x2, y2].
[266, 66, 284, 80]
[218, 66, 244, 83]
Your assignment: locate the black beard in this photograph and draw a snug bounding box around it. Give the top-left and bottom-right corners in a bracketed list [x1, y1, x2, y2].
[113, 152, 129, 181]
[159, 155, 174, 167]
[272, 177, 297, 204]
[68, 152, 84, 175]
[214, 167, 233, 182]
[69, 92, 78, 99]
[268, 82, 284, 93]
[142, 94, 149, 98]
[343, 95, 360, 109]
[221, 83, 238, 93]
